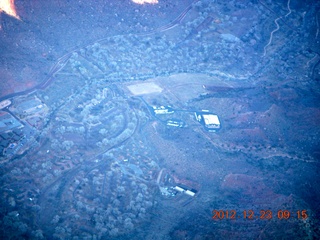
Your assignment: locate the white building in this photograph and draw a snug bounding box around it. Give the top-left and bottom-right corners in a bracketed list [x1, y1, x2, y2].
[152, 106, 174, 115]
[195, 112, 221, 132]
[173, 186, 197, 197]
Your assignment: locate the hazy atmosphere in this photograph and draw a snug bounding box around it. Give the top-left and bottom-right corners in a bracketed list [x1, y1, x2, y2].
[0, 0, 319, 239]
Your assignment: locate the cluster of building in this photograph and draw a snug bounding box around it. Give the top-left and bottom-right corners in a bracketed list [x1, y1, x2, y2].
[0, 111, 25, 158]
[151, 104, 221, 132]
[0, 111, 23, 132]
[165, 119, 185, 128]
[152, 105, 174, 115]
[0, 97, 46, 159]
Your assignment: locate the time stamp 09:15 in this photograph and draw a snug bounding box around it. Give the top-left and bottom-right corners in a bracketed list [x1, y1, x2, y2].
[212, 210, 308, 220]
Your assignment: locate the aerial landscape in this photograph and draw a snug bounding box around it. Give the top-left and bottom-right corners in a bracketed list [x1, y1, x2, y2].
[0, 0, 319, 239]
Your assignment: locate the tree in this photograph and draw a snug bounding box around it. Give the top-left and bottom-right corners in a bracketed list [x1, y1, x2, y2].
[32, 229, 44, 239]
[102, 138, 109, 146]
[124, 218, 134, 230]
[135, 193, 143, 202]
[99, 128, 107, 136]
[109, 228, 119, 236]
[51, 215, 60, 224]
[78, 126, 85, 134]
[62, 140, 74, 151]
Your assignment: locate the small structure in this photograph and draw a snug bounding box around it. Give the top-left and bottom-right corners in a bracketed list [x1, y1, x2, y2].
[0, 100, 11, 110]
[174, 186, 185, 193]
[195, 111, 221, 132]
[185, 190, 196, 197]
[166, 119, 185, 128]
[152, 106, 174, 115]
[0, 111, 23, 133]
[173, 185, 197, 197]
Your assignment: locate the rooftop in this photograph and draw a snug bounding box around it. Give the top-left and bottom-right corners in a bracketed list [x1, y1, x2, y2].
[203, 114, 220, 125]
[0, 111, 23, 133]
